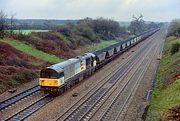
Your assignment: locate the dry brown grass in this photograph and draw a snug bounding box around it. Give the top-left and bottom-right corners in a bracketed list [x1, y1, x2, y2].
[0, 41, 49, 93]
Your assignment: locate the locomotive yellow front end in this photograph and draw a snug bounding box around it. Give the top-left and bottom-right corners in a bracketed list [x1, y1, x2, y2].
[39, 78, 61, 87]
[39, 67, 64, 93]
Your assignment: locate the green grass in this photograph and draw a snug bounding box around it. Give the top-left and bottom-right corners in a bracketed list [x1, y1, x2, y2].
[119, 22, 130, 28]
[0, 39, 64, 63]
[146, 37, 180, 121]
[164, 37, 180, 55]
[82, 40, 118, 53]
[12, 30, 49, 35]
[147, 79, 180, 121]
[156, 37, 180, 85]
[1, 38, 117, 63]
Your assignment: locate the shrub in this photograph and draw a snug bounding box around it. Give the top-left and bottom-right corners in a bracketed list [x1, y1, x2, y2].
[168, 19, 180, 37]
[78, 26, 97, 41]
[57, 25, 73, 37]
[171, 42, 180, 55]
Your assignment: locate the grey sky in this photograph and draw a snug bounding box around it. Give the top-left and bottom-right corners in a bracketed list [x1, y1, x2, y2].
[0, 0, 179, 22]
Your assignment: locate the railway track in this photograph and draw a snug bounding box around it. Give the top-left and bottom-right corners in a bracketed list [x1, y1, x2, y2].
[4, 94, 54, 121]
[93, 29, 164, 121]
[98, 40, 160, 121]
[2, 37, 149, 121]
[118, 29, 166, 121]
[82, 50, 156, 121]
[0, 85, 40, 111]
[55, 31, 159, 121]
[2, 30, 159, 121]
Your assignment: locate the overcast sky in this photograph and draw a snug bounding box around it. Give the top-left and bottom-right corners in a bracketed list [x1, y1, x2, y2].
[0, 0, 179, 22]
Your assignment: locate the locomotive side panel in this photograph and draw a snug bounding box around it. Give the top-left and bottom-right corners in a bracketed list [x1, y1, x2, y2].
[64, 63, 76, 81]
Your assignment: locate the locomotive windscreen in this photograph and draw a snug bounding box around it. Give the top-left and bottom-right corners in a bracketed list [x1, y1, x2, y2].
[40, 69, 63, 79]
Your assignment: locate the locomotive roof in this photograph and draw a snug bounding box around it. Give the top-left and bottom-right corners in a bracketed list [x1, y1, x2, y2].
[44, 53, 96, 73]
[47, 58, 79, 73]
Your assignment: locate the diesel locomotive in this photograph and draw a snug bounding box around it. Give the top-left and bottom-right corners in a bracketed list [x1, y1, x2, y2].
[39, 29, 160, 94]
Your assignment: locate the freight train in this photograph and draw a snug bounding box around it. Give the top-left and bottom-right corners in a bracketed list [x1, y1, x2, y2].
[39, 29, 160, 94]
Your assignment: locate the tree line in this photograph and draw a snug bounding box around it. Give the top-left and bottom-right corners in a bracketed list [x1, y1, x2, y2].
[55, 17, 127, 41]
[0, 9, 162, 40]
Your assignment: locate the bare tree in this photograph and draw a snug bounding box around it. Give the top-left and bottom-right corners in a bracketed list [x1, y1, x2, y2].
[0, 10, 7, 39]
[10, 13, 16, 35]
[132, 14, 143, 21]
[128, 14, 146, 35]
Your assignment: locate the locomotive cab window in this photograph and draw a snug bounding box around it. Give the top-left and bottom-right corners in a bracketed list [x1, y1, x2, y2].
[59, 72, 64, 78]
[40, 69, 61, 79]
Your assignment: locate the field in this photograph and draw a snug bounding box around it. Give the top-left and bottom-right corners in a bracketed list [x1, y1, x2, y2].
[0, 39, 63, 63]
[146, 37, 180, 120]
[13, 30, 49, 35]
[119, 21, 130, 28]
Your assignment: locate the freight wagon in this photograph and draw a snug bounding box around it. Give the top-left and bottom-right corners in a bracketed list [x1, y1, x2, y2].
[39, 28, 160, 94]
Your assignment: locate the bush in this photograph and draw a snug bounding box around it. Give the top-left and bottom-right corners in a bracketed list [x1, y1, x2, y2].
[7, 58, 29, 67]
[56, 25, 73, 37]
[77, 25, 97, 41]
[171, 42, 180, 55]
[168, 19, 180, 37]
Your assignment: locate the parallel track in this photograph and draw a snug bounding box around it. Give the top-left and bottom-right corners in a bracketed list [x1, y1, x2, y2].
[83, 39, 159, 121]
[4, 94, 54, 121]
[2, 30, 159, 121]
[120, 28, 166, 121]
[99, 40, 160, 121]
[96, 29, 164, 121]
[2, 36, 149, 121]
[55, 31, 159, 121]
[0, 85, 40, 111]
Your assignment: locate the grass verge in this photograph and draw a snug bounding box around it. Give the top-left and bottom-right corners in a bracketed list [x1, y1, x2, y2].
[0, 38, 64, 63]
[146, 37, 180, 120]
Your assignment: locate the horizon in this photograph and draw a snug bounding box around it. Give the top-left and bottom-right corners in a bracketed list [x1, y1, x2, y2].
[6, 18, 168, 23]
[1, 0, 180, 22]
